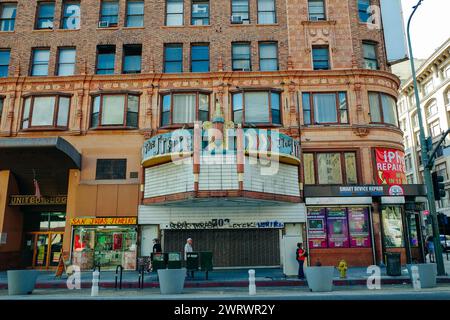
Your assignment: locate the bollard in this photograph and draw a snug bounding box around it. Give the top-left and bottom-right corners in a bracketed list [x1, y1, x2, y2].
[411, 266, 421, 290]
[248, 269, 256, 296]
[91, 270, 100, 296]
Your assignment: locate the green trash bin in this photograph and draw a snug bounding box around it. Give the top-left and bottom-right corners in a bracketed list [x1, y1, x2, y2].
[186, 252, 200, 277]
[199, 252, 213, 280]
[385, 252, 401, 276]
[151, 252, 167, 272]
[167, 252, 182, 269]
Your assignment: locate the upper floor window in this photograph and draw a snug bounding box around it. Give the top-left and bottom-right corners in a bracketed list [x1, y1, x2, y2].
[96, 159, 127, 180]
[426, 101, 438, 118]
[231, 0, 249, 24]
[308, 0, 325, 21]
[423, 80, 434, 97]
[429, 120, 441, 138]
[166, 0, 183, 26]
[57, 47, 76, 76]
[435, 162, 448, 180]
[0, 49, 10, 77]
[164, 44, 183, 73]
[191, 43, 209, 72]
[191, 0, 209, 26]
[126, 0, 144, 27]
[303, 151, 358, 185]
[36, 2, 55, 29]
[312, 45, 330, 70]
[31, 48, 50, 76]
[91, 93, 139, 128]
[302, 92, 348, 125]
[0, 98, 4, 121]
[160, 92, 209, 126]
[99, 0, 119, 27]
[123, 44, 142, 74]
[259, 42, 278, 71]
[0, 3, 16, 31]
[363, 42, 378, 70]
[96, 45, 115, 74]
[232, 42, 251, 71]
[369, 92, 398, 126]
[61, 1, 80, 29]
[257, 0, 276, 24]
[21, 95, 70, 129]
[358, 0, 370, 23]
[232, 90, 281, 125]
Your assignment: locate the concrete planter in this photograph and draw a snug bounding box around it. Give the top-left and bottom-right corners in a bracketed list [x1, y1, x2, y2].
[157, 268, 186, 294]
[406, 263, 437, 288]
[7, 270, 39, 295]
[305, 266, 334, 292]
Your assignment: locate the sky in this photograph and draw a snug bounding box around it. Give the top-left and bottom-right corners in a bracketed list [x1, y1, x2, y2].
[401, 0, 450, 59]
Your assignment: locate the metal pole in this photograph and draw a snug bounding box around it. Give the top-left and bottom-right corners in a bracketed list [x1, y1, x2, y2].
[406, 0, 445, 275]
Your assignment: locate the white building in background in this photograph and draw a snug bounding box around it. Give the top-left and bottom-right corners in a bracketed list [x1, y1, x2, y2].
[395, 38, 450, 216]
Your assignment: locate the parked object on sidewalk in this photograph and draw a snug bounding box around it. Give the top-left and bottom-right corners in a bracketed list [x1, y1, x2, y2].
[91, 270, 100, 296]
[406, 263, 437, 289]
[305, 266, 334, 292]
[410, 266, 421, 290]
[385, 252, 401, 276]
[157, 268, 187, 294]
[7, 270, 39, 295]
[337, 260, 348, 279]
[186, 251, 213, 279]
[248, 269, 256, 295]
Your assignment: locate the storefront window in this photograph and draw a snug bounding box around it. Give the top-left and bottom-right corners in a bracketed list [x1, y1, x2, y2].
[381, 206, 404, 248]
[72, 226, 137, 270]
[408, 214, 419, 248]
[307, 207, 371, 249]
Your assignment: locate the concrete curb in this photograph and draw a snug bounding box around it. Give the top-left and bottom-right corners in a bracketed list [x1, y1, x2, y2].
[1, 277, 449, 289]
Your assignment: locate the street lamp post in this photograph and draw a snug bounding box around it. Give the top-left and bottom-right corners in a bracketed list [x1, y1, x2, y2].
[406, 0, 445, 275]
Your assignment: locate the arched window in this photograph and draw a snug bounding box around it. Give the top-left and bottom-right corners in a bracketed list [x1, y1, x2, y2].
[425, 99, 438, 118]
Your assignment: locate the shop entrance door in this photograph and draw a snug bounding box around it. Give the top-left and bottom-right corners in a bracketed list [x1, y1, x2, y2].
[25, 232, 64, 269]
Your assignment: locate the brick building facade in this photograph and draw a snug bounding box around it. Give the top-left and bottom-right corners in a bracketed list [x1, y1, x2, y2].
[0, 0, 426, 272]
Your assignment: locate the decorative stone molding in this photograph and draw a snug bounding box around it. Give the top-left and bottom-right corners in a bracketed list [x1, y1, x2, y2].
[352, 125, 370, 137]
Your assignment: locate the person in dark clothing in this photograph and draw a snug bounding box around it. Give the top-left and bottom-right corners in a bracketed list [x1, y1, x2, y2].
[152, 238, 162, 253]
[296, 243, 306, 279]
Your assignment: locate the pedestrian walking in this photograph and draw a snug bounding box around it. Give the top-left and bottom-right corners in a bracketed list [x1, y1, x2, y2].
[296, 243, 307, 279]
[184, 238, 193, 260]
[426, 236, 435, 263]
[152, 238, 162, 253]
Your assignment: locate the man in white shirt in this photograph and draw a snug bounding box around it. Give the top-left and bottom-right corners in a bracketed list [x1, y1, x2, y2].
[184, 238, 193, 260]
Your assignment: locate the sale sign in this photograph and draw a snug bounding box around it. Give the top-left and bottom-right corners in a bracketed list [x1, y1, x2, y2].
[375, 148, 407, 185]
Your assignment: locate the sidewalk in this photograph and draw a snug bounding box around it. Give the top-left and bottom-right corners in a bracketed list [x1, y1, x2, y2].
[1, 261, 450, 290]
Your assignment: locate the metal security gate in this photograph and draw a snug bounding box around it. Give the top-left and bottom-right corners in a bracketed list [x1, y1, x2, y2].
[163, 229, 280, 267]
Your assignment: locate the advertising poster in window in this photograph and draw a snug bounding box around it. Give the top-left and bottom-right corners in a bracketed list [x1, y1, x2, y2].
[326, 208, 349, 248]
[382, 206, 404, 248]
[375, 148, 407, 185]
[307, 208, 327, 248]
[348, 207, 371, 248]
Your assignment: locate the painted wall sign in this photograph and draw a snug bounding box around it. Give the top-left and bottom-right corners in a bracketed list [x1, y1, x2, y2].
[162, 219, 285, 230]
[375, 148, 407, 185]
[9, 195, 67, 206]
[70, 217, 137, 226]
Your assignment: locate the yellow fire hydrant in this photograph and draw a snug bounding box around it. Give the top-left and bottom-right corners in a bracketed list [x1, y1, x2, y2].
[337, 260, 348, 279]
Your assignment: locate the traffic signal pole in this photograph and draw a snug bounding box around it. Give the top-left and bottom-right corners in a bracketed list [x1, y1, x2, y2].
[406, 0, 445, 275]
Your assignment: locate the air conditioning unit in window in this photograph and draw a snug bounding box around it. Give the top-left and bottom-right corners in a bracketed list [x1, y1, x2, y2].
[98, 20, 109, 28]
[310, 16, 319, 21]
[231, 15, 243, 24]
[194, 19, 204, 26]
